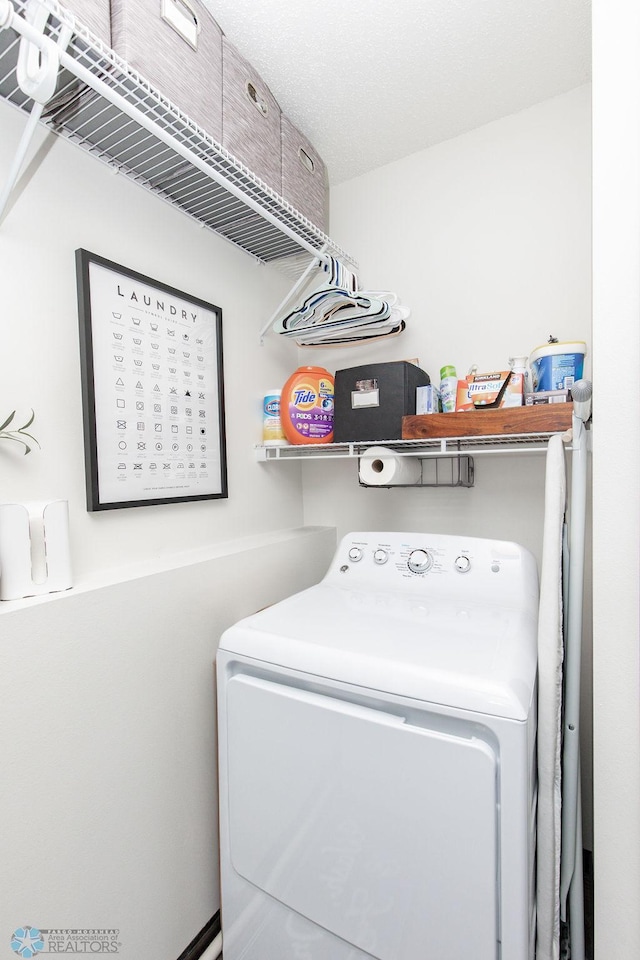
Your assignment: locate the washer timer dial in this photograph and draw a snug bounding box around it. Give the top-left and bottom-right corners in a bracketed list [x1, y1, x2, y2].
[407, 549, 433, 574]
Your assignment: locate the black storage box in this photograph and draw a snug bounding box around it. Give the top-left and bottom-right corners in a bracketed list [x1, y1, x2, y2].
[333, 361, 431, 442]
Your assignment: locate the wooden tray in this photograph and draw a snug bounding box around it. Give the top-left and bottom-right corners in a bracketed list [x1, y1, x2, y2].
[402, 403, 573, 439]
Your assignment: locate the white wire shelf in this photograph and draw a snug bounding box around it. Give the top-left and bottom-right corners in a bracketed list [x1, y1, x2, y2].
[0, 0, 356, 270]
[255, 431, 574, 461]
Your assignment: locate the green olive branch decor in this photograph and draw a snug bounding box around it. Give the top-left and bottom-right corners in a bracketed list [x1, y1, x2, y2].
[0, 410, 40, 455]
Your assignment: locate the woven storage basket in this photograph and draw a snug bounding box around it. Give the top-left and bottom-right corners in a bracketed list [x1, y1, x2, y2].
[111, 0, 223, 140]
[281, 114, 328, 231]
[58, 1, 111, 45]
[222, 37, 281, 194]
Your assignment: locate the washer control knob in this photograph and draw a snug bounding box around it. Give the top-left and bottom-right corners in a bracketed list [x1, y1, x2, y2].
[454, 555, 471, 573]
[407, 549, 433, 574]
[373, 549, 388, 565]
[348, 546, 363, 563]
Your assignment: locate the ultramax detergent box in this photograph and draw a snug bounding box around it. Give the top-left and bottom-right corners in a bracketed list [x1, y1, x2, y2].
[456, 370, 524, 410]
[334, 361, 430, 441]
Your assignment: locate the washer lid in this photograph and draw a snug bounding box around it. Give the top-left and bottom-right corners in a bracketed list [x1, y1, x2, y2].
[219, 582, 537, 720]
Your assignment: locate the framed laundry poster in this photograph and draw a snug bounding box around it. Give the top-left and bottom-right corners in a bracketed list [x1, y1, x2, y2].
[76, 249, 227, 511]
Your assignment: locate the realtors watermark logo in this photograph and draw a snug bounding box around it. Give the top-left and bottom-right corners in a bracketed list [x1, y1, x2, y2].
[10, 928, 121, 955]
[10, 928, 43, 958]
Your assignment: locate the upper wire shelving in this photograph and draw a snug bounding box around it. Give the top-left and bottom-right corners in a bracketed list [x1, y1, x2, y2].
[0, 0, 356, 273]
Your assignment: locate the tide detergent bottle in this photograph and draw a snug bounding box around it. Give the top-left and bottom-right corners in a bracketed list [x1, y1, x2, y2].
[281, 366, 334, 444]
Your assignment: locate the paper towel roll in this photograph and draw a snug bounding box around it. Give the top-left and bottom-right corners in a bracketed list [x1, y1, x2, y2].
[359, 447, 421, 486]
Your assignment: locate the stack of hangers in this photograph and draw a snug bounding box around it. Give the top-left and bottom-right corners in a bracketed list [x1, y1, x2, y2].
[271, 257, 409, 347]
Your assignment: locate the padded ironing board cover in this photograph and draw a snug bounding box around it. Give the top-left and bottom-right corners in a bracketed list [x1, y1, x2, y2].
[536, 433, 566, 960]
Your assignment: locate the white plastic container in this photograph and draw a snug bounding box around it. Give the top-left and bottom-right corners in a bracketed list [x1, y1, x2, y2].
[509, 356, 534, 395]
[530, 341, 586, 392]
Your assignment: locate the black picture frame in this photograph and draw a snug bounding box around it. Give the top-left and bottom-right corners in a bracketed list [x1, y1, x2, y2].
[76, 249, 227, 511]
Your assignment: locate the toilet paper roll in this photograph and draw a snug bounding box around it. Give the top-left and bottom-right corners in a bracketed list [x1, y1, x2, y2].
[359, 447, 421, 486]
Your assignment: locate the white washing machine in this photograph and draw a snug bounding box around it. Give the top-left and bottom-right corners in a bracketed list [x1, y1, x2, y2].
[217, 532, 538, 960]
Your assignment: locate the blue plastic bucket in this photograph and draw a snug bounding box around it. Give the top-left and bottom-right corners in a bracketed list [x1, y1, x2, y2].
[530, 341, 586, 392]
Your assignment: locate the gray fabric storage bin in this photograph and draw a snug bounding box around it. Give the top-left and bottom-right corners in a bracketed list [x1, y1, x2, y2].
[222, 37, 281, 194]
[59, 1, 111, 46]
[111, 0, 223, 140]
[281, 114, 328, 231]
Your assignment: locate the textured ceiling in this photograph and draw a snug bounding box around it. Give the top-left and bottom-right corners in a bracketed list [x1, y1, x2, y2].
[203, 0, 591, 185]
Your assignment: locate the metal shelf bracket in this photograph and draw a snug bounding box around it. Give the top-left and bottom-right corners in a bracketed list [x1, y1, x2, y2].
[0, 0, 72, 223]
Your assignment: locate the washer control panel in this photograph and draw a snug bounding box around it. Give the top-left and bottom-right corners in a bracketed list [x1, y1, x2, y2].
[328, 531, 538, 605]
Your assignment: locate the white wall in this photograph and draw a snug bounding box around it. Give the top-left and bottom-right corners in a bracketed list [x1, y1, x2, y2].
[592, 0, 640, 955]
[0, 526, 336, 960]
[306, 88, 591, 554]
[0, 62, 612, 960]
[0, 96, 336, 959]
[305, 84, 591, 563]
[0, 98, 304, 578]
